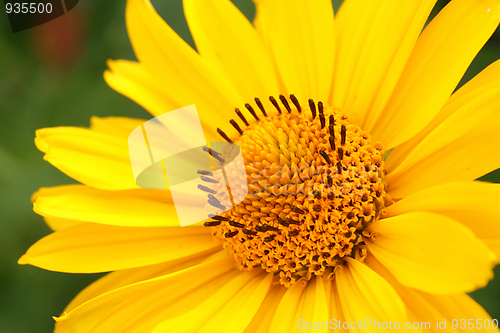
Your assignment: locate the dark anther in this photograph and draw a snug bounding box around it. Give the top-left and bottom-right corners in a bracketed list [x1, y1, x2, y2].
[288, 230, 300, 237]
[329, 136, 335, 151]
[329, 124, 335, 138]
[203, 147, 224, 163]
[198, 184, 216, 194]
[201, 176, 218, 184]
[210, 215, 230, 221]
[329, 114, 335, 127]
[313, 205, 321, 212]
[242, 229, 257, 236]
[313, 189, 321, 199]
[269, 96, 282, 114]
[289, 94, 301, 113]
[264, 235, 276, 242]
[327, 192, 334, 200]
[226, 221, 244, 228]
[204, 221, 221, 227]
[291, 205, 305, 214]
[327, 175, 333, 187]
[279, 95, 292, 113]
[341, 125, 347, 146]
[278, 217, 289, 227]
[255, 225, 267, 232]
[254, 97, 267, 117]
[217, 128, 233, 142]
[338, 147, 344, 160]
[313, 264, 322, 271]
[336, 161, 342, 175]
[208, 195, 226, 210]
[225, 231, 238, 238]
[229, 119, 243, 135]
[344, 231, 352, 238]
[285, 218, 301, 225]
[312, 255, 320, 262]
[319, 149, 331, 164]
[322, 252, 331, 259]
[198, 170, 213, 177]
[245, 103, 260, 121]
[261, 224, 279, 232]
[318, 101, 325, 128]
[346, 212, 354, 219]
[235, 108, 249, 126]
[308, 99, 316, 119]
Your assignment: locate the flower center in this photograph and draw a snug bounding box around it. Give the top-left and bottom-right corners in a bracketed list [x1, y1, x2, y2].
[202, 95, 389, 287]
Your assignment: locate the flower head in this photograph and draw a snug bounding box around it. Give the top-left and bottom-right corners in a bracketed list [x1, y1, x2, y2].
[20, 0, 500, 331]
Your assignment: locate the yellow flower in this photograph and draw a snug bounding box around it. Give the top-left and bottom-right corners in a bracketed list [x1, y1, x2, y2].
[19, 0, 500, 331]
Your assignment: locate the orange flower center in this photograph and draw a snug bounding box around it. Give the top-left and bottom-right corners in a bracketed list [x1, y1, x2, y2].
[203, 95, 389, 287]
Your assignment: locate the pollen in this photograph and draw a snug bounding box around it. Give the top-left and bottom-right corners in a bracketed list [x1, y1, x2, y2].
[203, 95, 391, 286]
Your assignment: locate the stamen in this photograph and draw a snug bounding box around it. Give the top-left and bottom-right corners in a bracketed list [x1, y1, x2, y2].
[341, 125, 347, 146]
[217, 128, 233, 143]
[269, 96, 282, 114]
[329, 114, 335, 127]
[289, 94, 301, 113]
[229, 221, 246, 228]
[201, 176, 218, 184]
[291, 205, 305, 214]
[319, 149, 331, 164]
[261, 224, 279, 232]
[279, 95, 292, 113]
[204, 221, 221, 227]
[235, 108, 249, 126]
[203, 146, 224, 163]
[288, 230, 300, 237]
[285, 218, 301, 225]
[198, 170, 213, 176]
[229, 119, 243, 135]
[225, 231, 238, 238]
[242, 229, 257, 236]
[278, 217, 289, 227]
[329, 136, 335, 151]
[336, 161, 342, 174]
[254, 98, 268, 117]
[338, 147, 344, 160]
[264, 235, 276, 242]
[308, 99, 316, 119]
[318, 101, 325, 128]
[198, 184, 216, 194]
[245, 103, 260, 121]
[210, 215, 230, 221]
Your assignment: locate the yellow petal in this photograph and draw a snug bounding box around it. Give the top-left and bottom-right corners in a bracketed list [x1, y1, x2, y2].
[370, 0, 500, 149]
[365, 212, 496, 294]
[252, 0, 335, 101]
[64, 251, 213, 313]
[104, 60, 179, 119]
[18, 222, 219, 273]
[152, 269, 272, 333]
[385, 59, 500, 173]
[54, 255, 238, 333]
[36, 124, 139, 190]
[244, 285, 287, 333]
[299, 277, 330, 332]
[366, 254, 495, 332]
[33, 185, 180, 227]
[183, 0, 280, 103]
[268, 280, 307, 333]
[125, 0, 245, 143]
[385, 85, 500, 198]
[332, 0, 436, 129]
[44, 216, 83, 231]
[335, 258, 406, 332]
[386, 181, 500, 261]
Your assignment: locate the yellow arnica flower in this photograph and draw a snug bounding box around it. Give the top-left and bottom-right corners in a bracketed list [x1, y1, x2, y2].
[19, 0, 500, 331]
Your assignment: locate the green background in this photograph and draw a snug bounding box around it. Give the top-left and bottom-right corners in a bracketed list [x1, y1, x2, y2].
[1, 0, 499, 332]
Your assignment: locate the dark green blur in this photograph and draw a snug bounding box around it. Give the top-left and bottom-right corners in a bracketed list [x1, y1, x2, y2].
[0, 0, 499, 332]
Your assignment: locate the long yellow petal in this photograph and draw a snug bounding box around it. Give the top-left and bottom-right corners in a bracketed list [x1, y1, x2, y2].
[54, 256, 238, 333]
[385, 82, 500, 198]
[125, 0, 245, 142]
[43, 216, 83, 231]
[385, 59, 500, 173]
[244, 285, 287, 333]
[251, 0, 335, 102]
[152, 269, 272, 333]
[365, 212, 496, 294]
[268, 280, 307, 333]
[335, 258, 406, 332]
[299, 277, 330, 332]
[33, 185, 180, 227]
[18, 222, 220, 273]
[36, 124, 140, 190]
[370, 0, 500, 149]
[104, 60, 179, 119]
[183, 0, 280, 103]
[332, 0, 436, 129]
[366, 254, 495, 332]
[386, 181, 500, 261]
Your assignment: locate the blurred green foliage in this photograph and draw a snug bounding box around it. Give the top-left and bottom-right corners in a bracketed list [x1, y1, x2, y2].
[0, 0, 499, 332]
